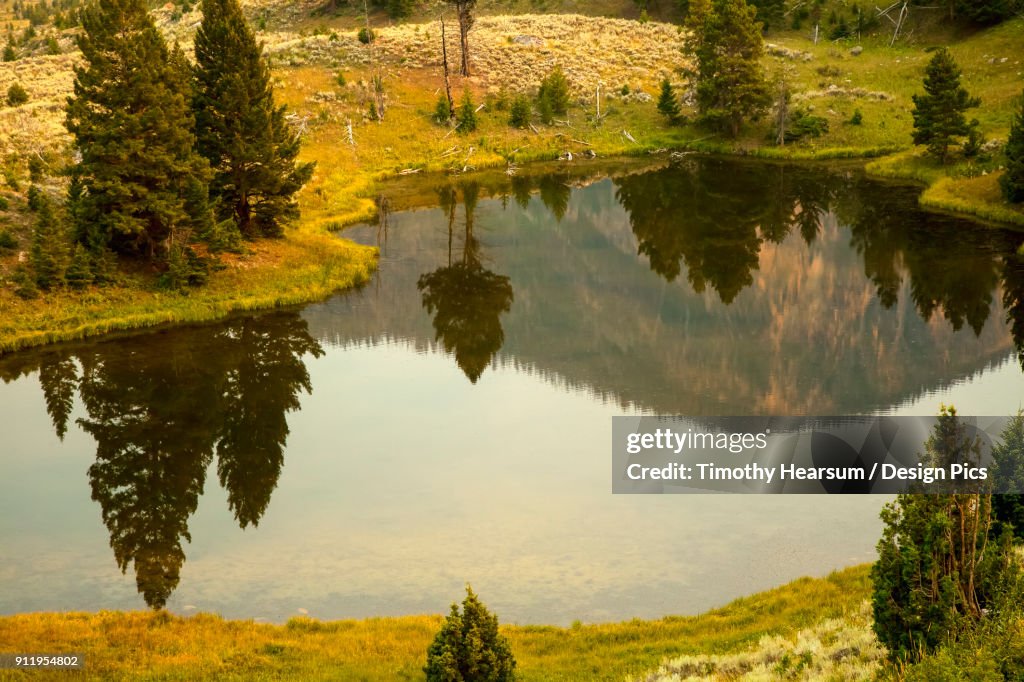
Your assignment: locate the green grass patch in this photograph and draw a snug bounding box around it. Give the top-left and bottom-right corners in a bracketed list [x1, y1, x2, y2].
[867, 150, 1024, 228]
[0, 566, 871, 681]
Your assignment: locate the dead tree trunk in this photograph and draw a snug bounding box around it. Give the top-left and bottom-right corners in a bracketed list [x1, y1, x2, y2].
[454, 0, 476, 77]
[441, 14, 454, 118]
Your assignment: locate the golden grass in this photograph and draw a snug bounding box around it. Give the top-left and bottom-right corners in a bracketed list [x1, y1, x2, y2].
[0, 566, 871, 682]
[0, 231, 377, 354]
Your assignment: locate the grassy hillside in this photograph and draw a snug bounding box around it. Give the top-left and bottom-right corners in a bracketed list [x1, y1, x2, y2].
[0, 565, 872, 681]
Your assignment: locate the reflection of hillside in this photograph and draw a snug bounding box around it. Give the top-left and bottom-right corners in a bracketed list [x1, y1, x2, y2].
[305, 160, 1022, 416]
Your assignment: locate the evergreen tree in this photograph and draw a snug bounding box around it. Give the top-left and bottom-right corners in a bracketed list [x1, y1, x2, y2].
[433, 91, 452, 124]
[748, 0, 784, 29]
[30, 195, 69, 289]
[657, 78, 681, 123]
[66, 0, 211, 260]
[387, 0, 412, 19]
[64, 243, 94, 290]
[911, 48, 980, 164]
[537, 65, 570, 117]
[194, 0, 314, 238]
[1001, 91, 1024, 204]
[992, 411, 1024, 539]
[537, 92, 554, 125]
[508, 94, 531, 128]
[684, 0, 770, 137]
[424, 586, 516, 682]
[871, 406, 1016, 663]
[2, 41, 15, 61]
[456, 88, 477, 133]
[956, 0, 1020, 25]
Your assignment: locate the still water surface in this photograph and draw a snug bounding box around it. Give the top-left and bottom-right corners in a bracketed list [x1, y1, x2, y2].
[2, 157, 1023, 624]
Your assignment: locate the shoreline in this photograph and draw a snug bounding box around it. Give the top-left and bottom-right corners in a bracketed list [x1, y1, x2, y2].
[1, 143, 1021, 358]
[3, 11, 1023, 355]
[0, 565, 871, 682]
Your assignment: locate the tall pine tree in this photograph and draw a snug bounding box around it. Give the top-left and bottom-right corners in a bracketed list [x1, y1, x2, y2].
[66, 0, 211, 261]
[194, 0, 314, 238]
[684, 0, 770, 137]
[911, 48, 980, 164]
[1001, 90, 1024, 204]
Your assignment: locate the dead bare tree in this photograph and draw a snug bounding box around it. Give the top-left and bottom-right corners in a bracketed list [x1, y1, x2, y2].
[773, 74, 791, 147]
[876, 1, 910, 47]
[446, 0, 477, 76]
[363, 0, 386, 120]
[440, 13, 454, 119]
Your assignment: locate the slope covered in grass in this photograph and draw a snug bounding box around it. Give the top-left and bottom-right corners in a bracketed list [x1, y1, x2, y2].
[0, 566, 871, 681]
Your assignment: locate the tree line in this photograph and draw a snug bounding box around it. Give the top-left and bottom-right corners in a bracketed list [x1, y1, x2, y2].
[25, 0, 312, 294]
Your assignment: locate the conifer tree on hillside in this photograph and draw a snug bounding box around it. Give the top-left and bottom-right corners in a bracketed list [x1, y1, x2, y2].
[657, 78, 682, 123]
[871, 406, 1017, 663]
[684, 0, 770, 137]
[911, 48, 980, 164]
[31, 195, 69, 289]
[194, 0, 314, 238]
[1001, 91, 1024, 204]
[66, 0, 211, 261]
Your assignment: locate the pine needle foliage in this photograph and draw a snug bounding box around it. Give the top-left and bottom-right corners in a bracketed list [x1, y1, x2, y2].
[66, 0, 211, 260]
[424, 586, 515, 682]
[1000, 91, 1024, 203]
[911, 48, 981, 164]
[194, 0, 314, 238]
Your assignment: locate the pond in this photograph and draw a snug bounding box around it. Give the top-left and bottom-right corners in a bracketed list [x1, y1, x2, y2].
[2, 156, 1023, 625]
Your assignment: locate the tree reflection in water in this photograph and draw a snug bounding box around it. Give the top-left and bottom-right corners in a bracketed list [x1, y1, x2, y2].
[418, 181, 515, 383]
[17, 312, 322, 608]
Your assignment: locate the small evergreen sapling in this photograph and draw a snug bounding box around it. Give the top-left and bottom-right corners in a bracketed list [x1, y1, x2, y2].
[433, 92, 452, 125]
[30, 195, 70, 289]
[657, 78, 682, 123]
[537, 66, 570, 118]
[1001, 91, 1024, 203]
[64, 243, 94, 289]
[509, 95, 531, 128]
[457, 89, 477, 133]
[424, 586, 515, 682]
